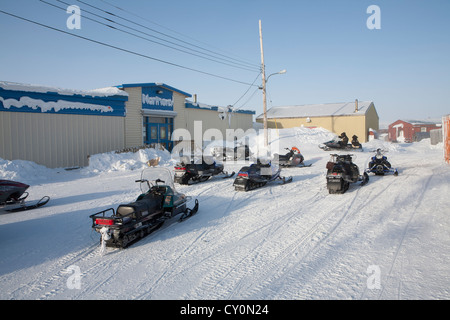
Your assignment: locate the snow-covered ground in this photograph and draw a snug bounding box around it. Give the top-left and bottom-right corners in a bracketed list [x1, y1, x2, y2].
[1, 127, 449, 300]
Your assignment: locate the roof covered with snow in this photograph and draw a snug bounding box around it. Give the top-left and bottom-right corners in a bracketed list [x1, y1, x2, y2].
[0, 81, 128, 98]
[256, 101, 374, 119]
[185, 100, 255, 115]
[398, 119, 442, 125]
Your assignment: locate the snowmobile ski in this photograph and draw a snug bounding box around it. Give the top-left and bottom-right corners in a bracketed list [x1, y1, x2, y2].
[3, 196, 50, 213]
[179, 199, 199, 222]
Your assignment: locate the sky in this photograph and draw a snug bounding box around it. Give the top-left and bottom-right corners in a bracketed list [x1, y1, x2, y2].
[1, 0, 449, 126]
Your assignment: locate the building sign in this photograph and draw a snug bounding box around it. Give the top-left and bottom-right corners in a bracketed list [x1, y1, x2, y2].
[142, 86, 174, 111]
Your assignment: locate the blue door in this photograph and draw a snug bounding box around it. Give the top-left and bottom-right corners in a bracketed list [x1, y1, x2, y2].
[144, 117, 173, 151]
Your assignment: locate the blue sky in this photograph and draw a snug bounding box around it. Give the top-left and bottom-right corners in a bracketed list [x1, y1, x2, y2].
[1, 0, 449, 125]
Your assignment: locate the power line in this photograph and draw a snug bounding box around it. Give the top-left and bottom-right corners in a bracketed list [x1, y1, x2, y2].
[231, 71, 262, 107]
[0, 9, 261, 87]
[74, 0, 261, 70]
[42, 0, 260, 72]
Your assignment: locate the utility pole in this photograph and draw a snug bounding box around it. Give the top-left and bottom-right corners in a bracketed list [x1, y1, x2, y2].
[259, 19, 268, 148]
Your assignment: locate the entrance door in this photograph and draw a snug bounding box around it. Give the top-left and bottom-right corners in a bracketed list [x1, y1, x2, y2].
[144, 117, 173, 151]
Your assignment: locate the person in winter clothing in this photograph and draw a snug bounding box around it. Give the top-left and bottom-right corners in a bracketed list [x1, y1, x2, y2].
[339, 132, 349, 148]
[351, 135, 361, 148]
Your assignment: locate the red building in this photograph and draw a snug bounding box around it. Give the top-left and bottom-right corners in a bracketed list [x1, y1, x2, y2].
[388, 119, 441, 143]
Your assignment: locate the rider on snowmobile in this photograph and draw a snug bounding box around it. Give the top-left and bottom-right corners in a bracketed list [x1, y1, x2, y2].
[351, 135, 361, 148]
[339, 132, 349, 148]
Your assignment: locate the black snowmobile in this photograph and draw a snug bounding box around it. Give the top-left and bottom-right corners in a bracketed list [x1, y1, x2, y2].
[272, 147, 310, 167]
[319, 134, 363, 151]
[366, 149, 398, 176]
[174, 156, 234, 185]
[233, 160, 292, 191]
[211, 144, 251, 161]
[89, 168, 199, 249]
[326, 154, 369, 194]
[0, 180, 50, 213]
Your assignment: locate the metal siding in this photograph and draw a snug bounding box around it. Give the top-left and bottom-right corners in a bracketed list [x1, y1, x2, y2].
[173, 92, 187, 131]
[0, 111, 125, 168]
[124, 87, 143, 148]
[183, 107, 254, 142]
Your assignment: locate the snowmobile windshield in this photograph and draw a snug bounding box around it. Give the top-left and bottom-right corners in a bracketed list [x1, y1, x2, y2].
[374, 149, 383, 159]
[138, 168, 176, 194]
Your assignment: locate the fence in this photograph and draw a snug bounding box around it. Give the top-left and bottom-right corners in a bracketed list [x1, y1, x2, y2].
[444, 115, 450, 164]
[430, 128, 443, 145]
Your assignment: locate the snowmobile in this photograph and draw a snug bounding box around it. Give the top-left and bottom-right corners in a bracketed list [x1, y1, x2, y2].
[211, 144, 251, 161]
[326, 154, 369, 194]
[272, 147, 310, 167]
[233, 160, 292, 191]
[0, 180, 50, 213]
[365, 149, 398, 176]
[319, 135, 363, 151]
[174, 156, 234, 185]
[89, 168, 199, 249]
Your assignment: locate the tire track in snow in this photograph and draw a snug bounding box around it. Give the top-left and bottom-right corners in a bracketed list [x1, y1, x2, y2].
[183, 183, 328, 299]
[374, 171, 434, 300]
[145, 178, 295, 299]
[131, 184, 260, 299]
[8, 242, 99, 299]
[231, 171, 404, 299]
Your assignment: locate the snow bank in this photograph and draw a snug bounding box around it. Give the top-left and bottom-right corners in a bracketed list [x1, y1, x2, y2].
[0, 148, 175, 183]
[0, 158, 56, 183]
[204, 126, 336, 157]
[82, 148, 174, 174]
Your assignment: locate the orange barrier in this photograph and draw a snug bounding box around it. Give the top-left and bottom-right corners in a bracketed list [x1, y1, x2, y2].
[444, 115, 450, 164]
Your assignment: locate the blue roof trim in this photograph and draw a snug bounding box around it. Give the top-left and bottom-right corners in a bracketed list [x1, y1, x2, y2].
[119, 83, 192, 97]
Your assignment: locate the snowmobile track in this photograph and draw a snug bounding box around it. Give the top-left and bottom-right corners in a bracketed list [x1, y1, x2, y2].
[374, 172, 434, 300]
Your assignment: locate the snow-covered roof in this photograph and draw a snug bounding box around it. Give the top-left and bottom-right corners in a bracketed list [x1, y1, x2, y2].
[0, 81, 128, 97]
[256, 101, 373, 119]
[401, 119, 442, 125]
[185, 100, 255, 115]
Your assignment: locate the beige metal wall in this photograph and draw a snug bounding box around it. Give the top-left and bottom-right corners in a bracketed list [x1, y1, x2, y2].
[0, 111, 125, 168]
[365, 103, 380, 133]
[183, 108, 254, 140]
[257, 104, 379, 142]
[123, 86, 143, 148]
[173, 91, 188, 130]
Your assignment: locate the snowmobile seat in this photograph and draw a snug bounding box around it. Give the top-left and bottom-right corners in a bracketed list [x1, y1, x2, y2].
[116, 204, 141, 223]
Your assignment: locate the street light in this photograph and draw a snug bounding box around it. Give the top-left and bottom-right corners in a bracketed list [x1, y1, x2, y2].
[259, 20, 287, 148]
[260, 69, 287, 147]
[266, 69, 287, 82]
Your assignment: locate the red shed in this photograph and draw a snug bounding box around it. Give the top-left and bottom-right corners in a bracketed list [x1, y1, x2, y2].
[388, 119, 441, 143]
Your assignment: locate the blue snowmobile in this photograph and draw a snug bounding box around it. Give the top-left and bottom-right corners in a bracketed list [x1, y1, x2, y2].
[365, 149, 398, 176]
